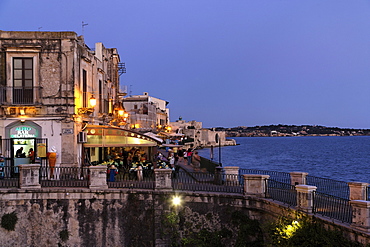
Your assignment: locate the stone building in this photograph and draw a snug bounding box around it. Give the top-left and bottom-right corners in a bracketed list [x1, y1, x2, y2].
[0, 31, 158, 172]
[170, 119, 236, 148]
[123, 92, 170, 132]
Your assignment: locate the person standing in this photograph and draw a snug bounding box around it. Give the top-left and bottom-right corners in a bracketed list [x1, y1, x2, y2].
[186, 149, 193, 166]
[28, 148, 35, 163]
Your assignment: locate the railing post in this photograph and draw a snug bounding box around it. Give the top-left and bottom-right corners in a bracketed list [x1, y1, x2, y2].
[214, 167, 223, 185]
[289, 172, 308, 186]
[223, 166, 239, 185]
[296, 185, 316, 213]
[348, 182, 369, 200]
[243, 174, 270, 198]
[350, 200, 370, 232]
[154, 169, 172, 191]
[19, 164, 41, 189]
[89, 166, 108, 190]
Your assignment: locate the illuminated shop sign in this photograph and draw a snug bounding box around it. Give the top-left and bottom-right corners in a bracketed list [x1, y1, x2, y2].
[10, 126, 38, 138]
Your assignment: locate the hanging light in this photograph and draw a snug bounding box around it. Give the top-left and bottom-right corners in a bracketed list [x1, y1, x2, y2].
[118, 109, 125, 117]
[89, 95, 97, 108]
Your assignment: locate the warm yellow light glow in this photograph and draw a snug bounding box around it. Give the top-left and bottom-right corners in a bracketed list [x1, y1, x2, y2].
[124, 112, 129, 118]
[172, 196, 181, 206]
[19, 109, 25, 115]
[135, 124, 140, 129]
[167, 126, 172, 131]
[118, 109, 124, 116]
[280, 220, 301, 239]
[89, 95, 97, 108]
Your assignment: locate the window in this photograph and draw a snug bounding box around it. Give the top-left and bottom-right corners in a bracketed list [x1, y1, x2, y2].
[13, 58, 33, 104]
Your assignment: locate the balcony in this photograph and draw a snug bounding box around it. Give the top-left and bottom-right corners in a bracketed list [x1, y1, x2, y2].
[0, 86, 41, 105]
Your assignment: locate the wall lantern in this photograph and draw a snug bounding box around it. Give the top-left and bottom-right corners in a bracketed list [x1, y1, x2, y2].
[78, 95, 97, 115]
[89, 95, 97, 108]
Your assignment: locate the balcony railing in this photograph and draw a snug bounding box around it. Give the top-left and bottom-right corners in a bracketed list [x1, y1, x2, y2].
[0, 86, 41, 105]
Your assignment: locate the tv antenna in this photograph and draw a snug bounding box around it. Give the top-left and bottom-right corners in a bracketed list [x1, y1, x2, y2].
[82, 21, 88, 35]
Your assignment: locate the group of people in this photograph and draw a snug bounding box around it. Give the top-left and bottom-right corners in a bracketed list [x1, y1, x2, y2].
[15, 147, 35, 163]
[156, 148, 202, 172]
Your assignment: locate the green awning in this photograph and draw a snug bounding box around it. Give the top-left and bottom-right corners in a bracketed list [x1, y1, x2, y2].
[84, 125, 160, 147]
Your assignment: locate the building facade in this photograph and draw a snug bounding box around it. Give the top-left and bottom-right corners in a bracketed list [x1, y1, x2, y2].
[0, 31, 158, 172]
[123, 92, 170, 133]
[170, 119, 236, 148]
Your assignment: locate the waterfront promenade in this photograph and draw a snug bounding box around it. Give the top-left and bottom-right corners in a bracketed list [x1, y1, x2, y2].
[0, 162, 369, 246]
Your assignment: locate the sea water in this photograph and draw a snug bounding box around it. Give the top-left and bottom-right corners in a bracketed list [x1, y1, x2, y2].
[196, 136, 370, 183]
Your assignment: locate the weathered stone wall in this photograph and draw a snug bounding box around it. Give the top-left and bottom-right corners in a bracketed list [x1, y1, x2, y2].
[0, 189, 368, 246]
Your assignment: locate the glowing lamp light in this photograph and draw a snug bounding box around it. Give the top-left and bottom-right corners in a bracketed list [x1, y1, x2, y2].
[19, 109, 25, 115]
[118, 109, 125, 116]
[89, 95, 97, 108]
[172, 196, 181, 206]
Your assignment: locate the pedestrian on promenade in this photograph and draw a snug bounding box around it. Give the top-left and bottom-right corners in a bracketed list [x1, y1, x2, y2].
[186, 148, 193, 166]
[192, 151, 201, 171]
[107, 164, 118, 182]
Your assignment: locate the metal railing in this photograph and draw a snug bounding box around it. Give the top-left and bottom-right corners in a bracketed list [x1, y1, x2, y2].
[313, 191, 352, 223]
[108, 168, 155, 190]
[39, 166, 89, 188]
[267, 179, 297, 206]
[172, 170, 243, 194]
[239, 168, 291, 184]
[0, 86, 42, 105]
[0, 165, 19, 188]
[307, 175, 349, 199]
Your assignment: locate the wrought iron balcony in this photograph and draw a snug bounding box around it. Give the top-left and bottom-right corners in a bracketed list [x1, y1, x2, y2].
[0, 86, 41, 105]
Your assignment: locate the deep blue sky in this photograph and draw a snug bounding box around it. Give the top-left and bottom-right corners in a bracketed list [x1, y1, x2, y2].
[1, 0, 370, 128]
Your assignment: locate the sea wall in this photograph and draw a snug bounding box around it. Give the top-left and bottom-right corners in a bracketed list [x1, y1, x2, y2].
[0, 189, 368, 246]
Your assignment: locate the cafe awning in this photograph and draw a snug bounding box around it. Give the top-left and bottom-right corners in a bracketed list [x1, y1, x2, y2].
[84, 125, 161, 147]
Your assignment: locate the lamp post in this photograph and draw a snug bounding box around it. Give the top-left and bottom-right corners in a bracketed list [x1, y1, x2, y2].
[215, 133, 222, 167]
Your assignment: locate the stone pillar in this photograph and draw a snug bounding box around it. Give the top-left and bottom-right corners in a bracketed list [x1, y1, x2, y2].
[214, 167, 223, 185]
[89, 166, 108, 190]
[154, 169, 172, 191]
[290, 172, 308, 186]
[19, 164, 41, 189]
[296, 185, 317, 213]
[223, 166, 239, 186]
[348, 182, 369, 201]
[350, 200, 370, 232]
[243, 174, 270, 197]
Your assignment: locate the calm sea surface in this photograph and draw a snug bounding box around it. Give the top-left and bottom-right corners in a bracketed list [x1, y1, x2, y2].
[196, 136, 370, 183]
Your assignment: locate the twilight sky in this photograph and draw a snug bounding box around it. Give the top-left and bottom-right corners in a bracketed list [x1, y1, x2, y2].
[1, 0, 370, 128]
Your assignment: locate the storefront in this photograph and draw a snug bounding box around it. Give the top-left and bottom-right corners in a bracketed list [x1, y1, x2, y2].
[83, 125, 161, 166]
[2, 120, 47, 176]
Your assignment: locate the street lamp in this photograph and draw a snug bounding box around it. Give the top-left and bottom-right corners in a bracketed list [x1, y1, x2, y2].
[89, 95, 97, 108]
[78, 95, 97, 115]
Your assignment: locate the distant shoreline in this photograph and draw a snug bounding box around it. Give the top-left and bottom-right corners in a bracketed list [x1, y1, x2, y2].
[216, 124, 370, 138]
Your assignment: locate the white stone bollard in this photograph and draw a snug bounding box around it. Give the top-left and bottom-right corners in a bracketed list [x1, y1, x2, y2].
[243, 174, 270, 197]
[19, 164, 41, 189]
[154, 169, 172, 191]
[350, 200, 370, 232]
[89, 166, 108, 190]
[289, 172, 308, 186]
[296, 185, 317, 213]
[348, 182, 369, 201]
